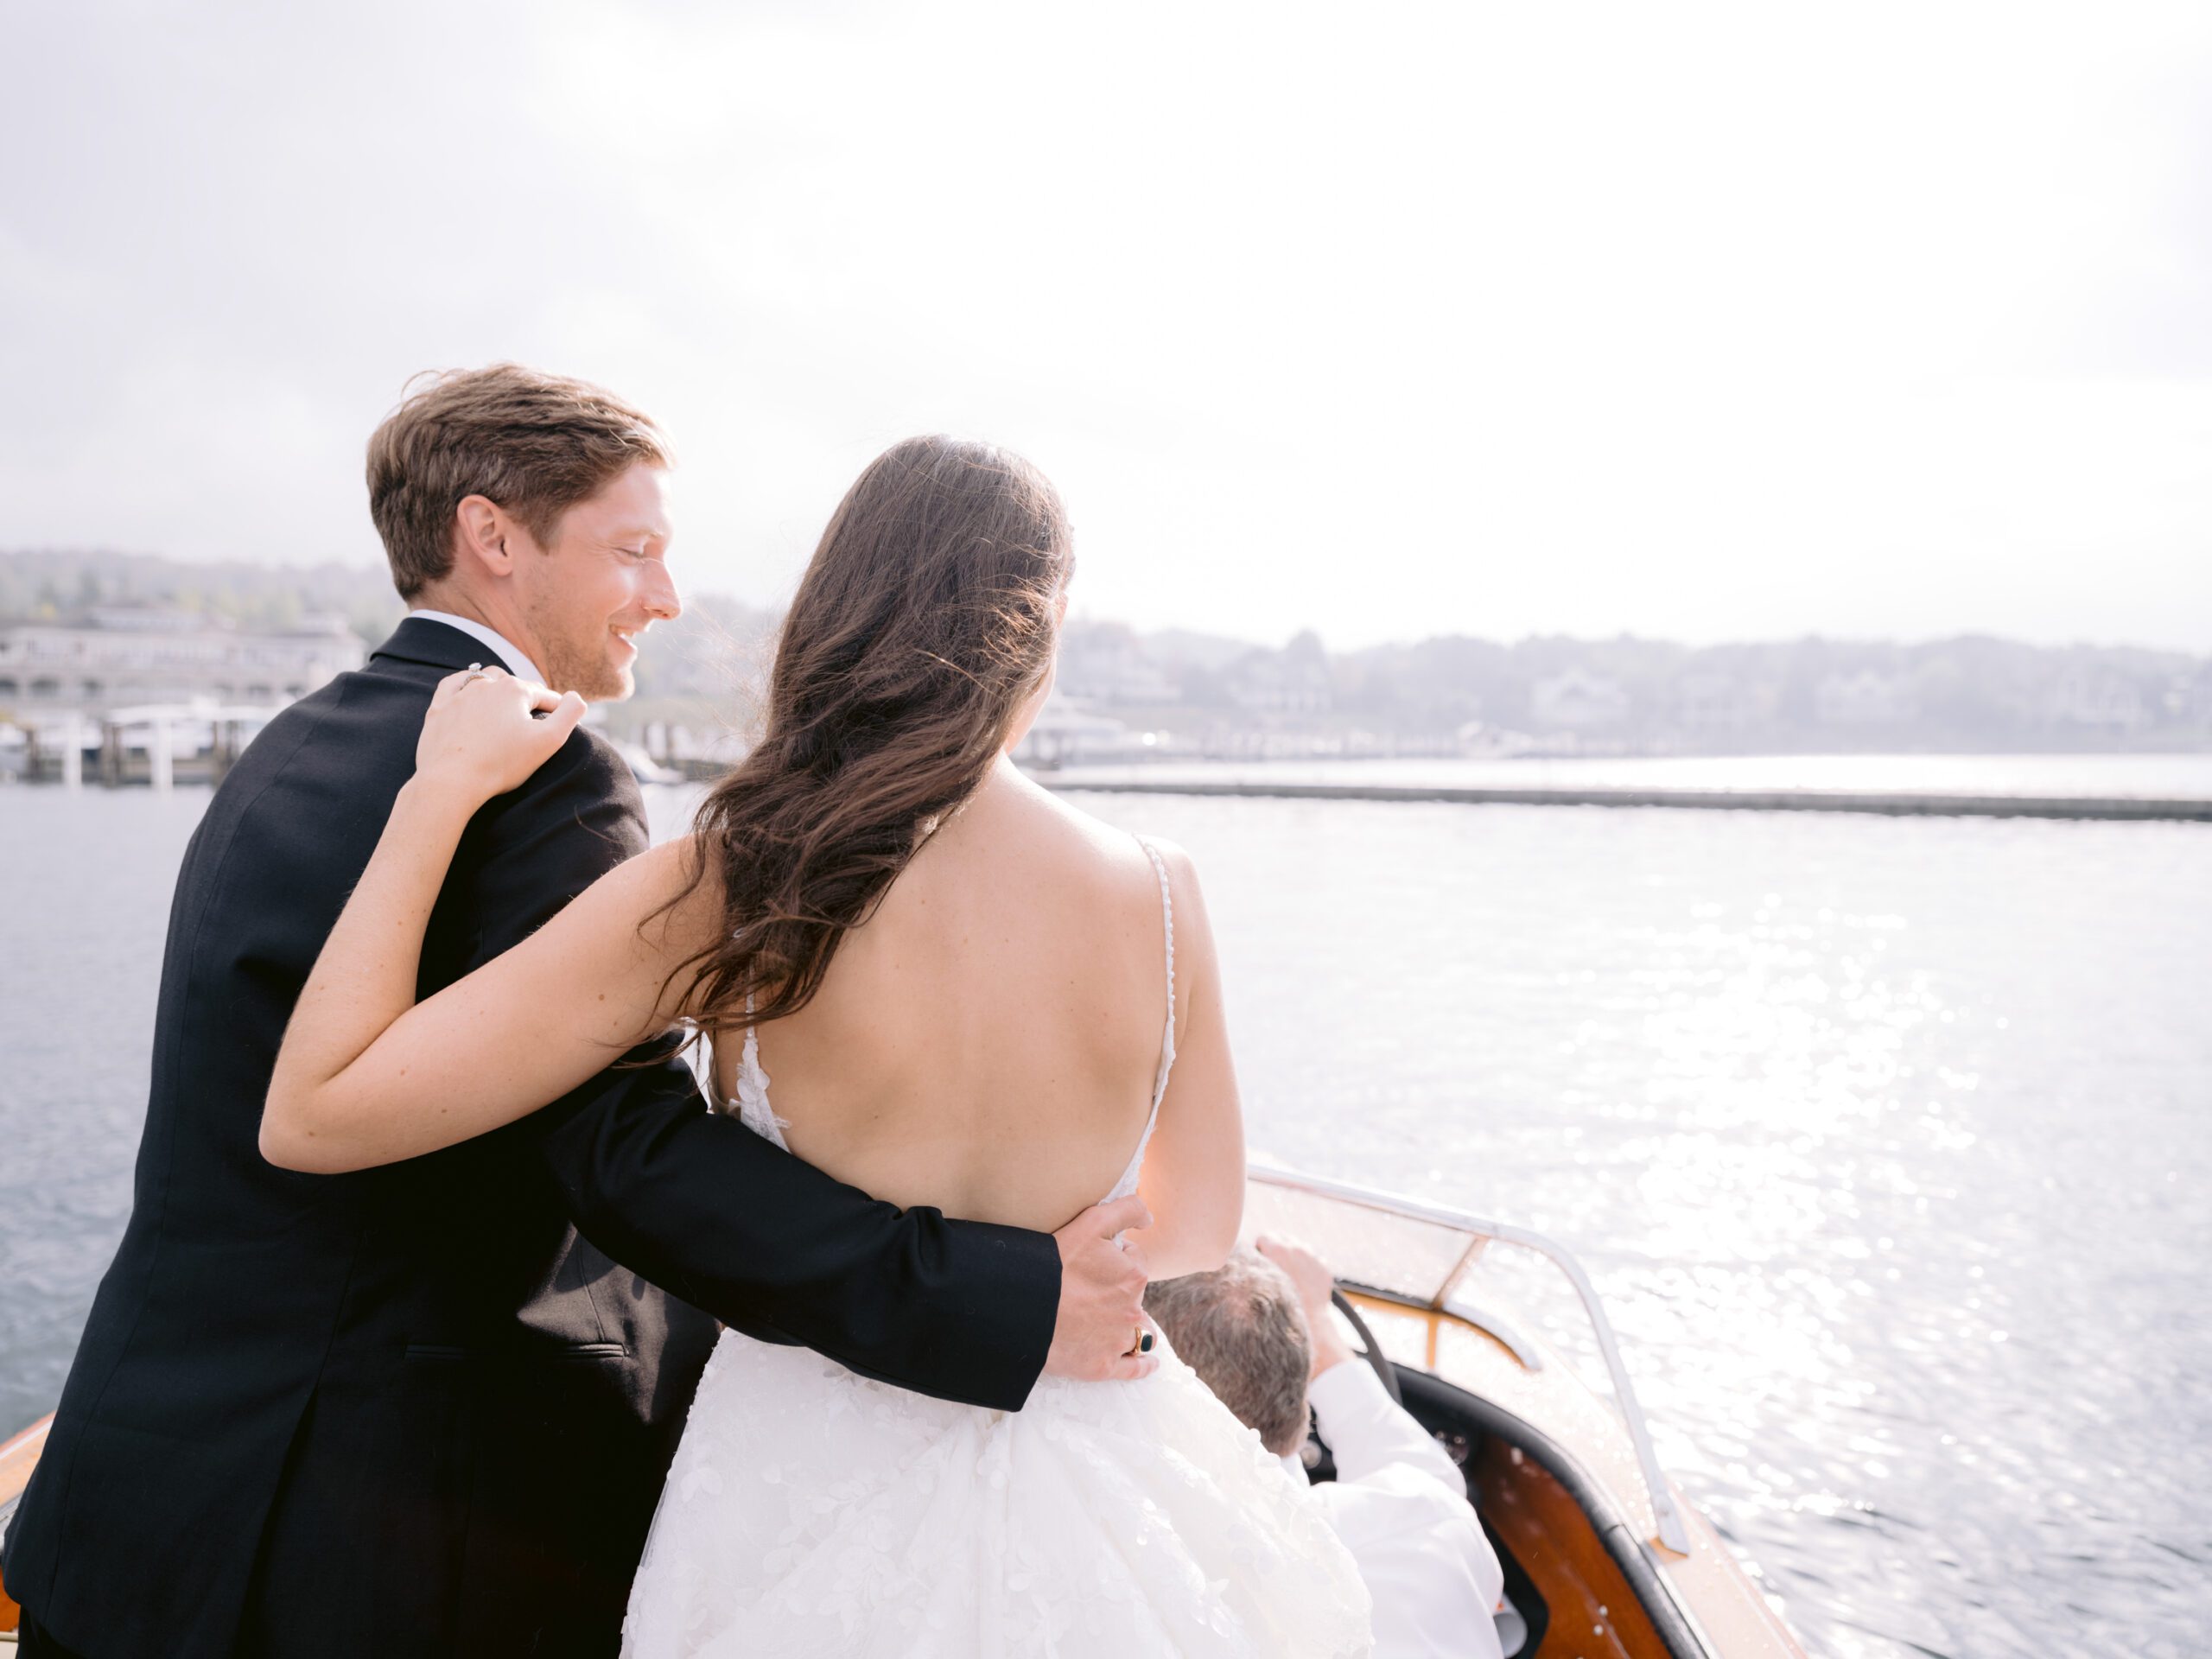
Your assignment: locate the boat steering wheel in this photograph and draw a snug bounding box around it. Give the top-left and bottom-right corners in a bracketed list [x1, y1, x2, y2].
[1330, 1288, 1402, 1405]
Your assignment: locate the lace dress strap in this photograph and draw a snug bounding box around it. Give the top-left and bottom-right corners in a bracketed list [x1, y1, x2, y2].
[713, 994, 792, 1152]
[1141, 836, 1178, 1107]
[1103, 836, 1178, 1202]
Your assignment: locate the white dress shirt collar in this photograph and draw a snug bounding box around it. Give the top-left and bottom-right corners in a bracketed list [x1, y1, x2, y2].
[407, 609, 546, 686]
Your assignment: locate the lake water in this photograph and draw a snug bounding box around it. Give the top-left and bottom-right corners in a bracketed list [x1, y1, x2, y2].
[3, 767, 2208, 1657]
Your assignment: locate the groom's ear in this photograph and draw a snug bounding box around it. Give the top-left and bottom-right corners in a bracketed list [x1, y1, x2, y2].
[454, 493, 520, 580]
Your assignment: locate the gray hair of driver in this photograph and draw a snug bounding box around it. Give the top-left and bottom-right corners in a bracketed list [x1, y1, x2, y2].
[1144, 1248, 1314, 1456]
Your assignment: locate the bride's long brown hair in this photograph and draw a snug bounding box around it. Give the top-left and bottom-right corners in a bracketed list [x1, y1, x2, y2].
[664, 435, 1071, 1039]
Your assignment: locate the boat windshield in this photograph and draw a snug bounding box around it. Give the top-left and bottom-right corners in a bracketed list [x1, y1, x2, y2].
[1244, 1160, 1694, 1555]
[1244, 1166, 1486, 1310]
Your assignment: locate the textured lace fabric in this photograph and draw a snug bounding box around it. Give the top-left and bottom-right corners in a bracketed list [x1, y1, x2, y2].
[631, 834, 1376, 1656]
[725, 1018, 790, 1150]
[623, 1338, 1375, 1657]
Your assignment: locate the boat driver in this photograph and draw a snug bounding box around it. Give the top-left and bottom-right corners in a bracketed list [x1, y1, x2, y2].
[1146, 1238, 1510, 1659]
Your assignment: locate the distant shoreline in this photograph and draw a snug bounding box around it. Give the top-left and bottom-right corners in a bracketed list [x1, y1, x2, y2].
[1033, 751, 2212, 821]
[1040, 775, 2212, 823]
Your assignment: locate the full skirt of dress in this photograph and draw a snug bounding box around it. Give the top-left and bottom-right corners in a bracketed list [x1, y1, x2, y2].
[622, 1327, 1376, 1657]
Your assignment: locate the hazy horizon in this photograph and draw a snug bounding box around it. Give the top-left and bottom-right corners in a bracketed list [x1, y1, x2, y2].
[10, 544, 2210, 663]
[9, 2, 2212, 653]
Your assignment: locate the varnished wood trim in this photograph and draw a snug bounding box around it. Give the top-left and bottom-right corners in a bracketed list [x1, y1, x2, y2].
[0, 1414, 53, 1633]
[0, 1417, 48, 1503]
[1472, 1436, 1669, 1658]
[1344, 1295, 1807, 1658]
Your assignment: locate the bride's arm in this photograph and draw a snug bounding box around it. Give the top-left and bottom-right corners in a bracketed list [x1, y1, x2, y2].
[1126, 842, 1246, 1281]
[261, 669, 712, 1174]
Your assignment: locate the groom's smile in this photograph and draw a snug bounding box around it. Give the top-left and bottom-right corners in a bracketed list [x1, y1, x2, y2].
[514, 459, 681, 702]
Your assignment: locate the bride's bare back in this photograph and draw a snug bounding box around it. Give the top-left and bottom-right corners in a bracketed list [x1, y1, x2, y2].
[262, 750, 1242, 1280]
[721, 759, 1232, 1255]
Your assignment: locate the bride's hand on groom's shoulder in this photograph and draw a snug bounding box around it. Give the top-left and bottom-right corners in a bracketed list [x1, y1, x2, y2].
[413, 665, 588, 806]
[1043, 1195, 1161, 1384]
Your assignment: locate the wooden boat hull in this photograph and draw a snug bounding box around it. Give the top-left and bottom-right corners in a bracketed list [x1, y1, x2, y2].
[0, 1414, 51, 1637]
[1347, 1292, 1801, 1657]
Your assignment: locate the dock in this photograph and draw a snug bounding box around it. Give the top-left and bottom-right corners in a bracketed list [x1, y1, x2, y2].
[1, 703, 270, 789]
[1039, 776, 2212, 823]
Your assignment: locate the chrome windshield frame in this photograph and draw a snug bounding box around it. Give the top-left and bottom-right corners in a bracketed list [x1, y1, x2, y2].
[1249, 1161, 1694, 1556]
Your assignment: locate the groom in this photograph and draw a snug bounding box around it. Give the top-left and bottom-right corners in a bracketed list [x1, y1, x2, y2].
[2, 365, 1156, 1658]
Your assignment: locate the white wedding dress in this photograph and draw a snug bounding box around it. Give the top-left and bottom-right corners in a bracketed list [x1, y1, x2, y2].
[622, 838, 1375, 1657]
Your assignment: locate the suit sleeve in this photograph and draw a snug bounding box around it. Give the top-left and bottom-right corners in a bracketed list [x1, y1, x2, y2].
[468, 731, 1062, 1413]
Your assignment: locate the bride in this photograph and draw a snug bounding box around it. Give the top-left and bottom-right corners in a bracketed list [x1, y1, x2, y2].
[262, 435, 1374, 1656]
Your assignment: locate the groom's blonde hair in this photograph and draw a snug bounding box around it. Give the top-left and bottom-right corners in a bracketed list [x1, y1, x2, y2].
[366, 363, 671, 599]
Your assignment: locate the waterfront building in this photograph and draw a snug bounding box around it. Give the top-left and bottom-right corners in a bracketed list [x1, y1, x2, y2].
[1055, 621, 1184, 706]
[0, 607, 365, 716]
[1012, 692, 1141, 766]
[1229, 632, 1334, 715]
[1673, 671, 1759, 734]
[1529, 667, 1629, 729]
[2041, 667, 2149, 732]
[2171, 669, 2212, 728]
[1814, 669, 1918, 728]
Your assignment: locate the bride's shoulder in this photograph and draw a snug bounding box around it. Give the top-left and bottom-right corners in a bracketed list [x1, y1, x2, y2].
[1133, 831, 1197, 881]
[997, 768, 1184, 862]
[960, 767, 1211, 923]
[619, 831, 715, 893]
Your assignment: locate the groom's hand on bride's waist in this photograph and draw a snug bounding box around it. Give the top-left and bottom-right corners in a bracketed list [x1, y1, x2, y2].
[1043, 1195, 1160, 1382]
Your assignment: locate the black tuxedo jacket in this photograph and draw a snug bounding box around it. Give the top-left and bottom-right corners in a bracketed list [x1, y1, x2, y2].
[2, 618, 1060, 1657]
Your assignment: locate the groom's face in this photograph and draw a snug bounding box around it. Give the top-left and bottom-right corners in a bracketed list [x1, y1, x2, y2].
[514, 461, 680, 701]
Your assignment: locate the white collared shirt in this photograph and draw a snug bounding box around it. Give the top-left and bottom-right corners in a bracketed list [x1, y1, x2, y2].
[1300, 1359, 1509, 1659]
[407, 609, 546, 686]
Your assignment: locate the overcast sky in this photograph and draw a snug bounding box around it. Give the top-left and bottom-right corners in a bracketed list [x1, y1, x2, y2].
[6, 0, 2211, 652]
